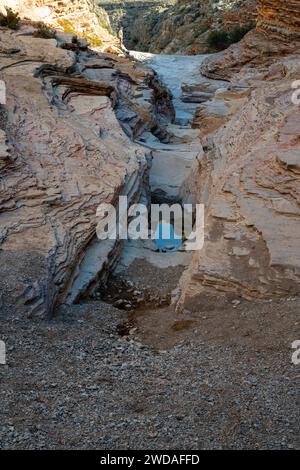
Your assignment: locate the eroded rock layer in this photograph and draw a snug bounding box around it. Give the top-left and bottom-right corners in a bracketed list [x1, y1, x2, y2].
[202, 1, 300, 80]
[0, 0, 118, 50]
[177, 3, 300, 310]
[148, 0, 258, 55]
[257, 0, 300, 40]
[0, 26, 173, 318]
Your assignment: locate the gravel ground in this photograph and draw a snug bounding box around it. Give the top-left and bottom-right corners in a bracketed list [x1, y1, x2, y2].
[0, 295, 299, 450]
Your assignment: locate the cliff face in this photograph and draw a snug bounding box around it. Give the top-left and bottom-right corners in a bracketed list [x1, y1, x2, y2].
[98, 1, 175, 51]
[176, 0, 300, 310]
[0, 16, 174, 318]
[149, 0, 258, 55]
[0, 0, 118, 50]
[202, 0, 300, 79]
[257, 0, 300, 40]
[97, 0, 257, 55]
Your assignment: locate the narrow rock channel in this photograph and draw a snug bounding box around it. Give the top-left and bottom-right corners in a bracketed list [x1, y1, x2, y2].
[1, 1, 300, 451]
[94, 53, 212, 312]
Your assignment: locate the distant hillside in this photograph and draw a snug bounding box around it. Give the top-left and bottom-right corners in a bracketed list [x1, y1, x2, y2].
[147, 0, 258, 55]
[97, 0, 175, 51]
[97, 0, 257, 54]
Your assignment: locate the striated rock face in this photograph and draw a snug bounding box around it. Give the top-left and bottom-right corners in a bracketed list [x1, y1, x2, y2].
[202, 1, 300, 80]
[98, 0, 175, 51]
[148, 0, 211, 54]
[149, 0, 258, 55]
[1, 0, 299, 320]
[176, 5, 300, 310]
[0, 0, 118, 50]
[257, 0, 300, 40]
[184, 74, 300, 304]
[0, 25, 174, 318]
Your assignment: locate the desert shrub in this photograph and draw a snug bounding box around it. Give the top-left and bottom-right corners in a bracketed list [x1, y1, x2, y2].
[33, 22, 56, 39]
[0, 8, 20, 30]
[208, 23, 256, 51]
[57, 19, 103, 47]
[207, 29, 230, 51]
[229, 23, 255, 44]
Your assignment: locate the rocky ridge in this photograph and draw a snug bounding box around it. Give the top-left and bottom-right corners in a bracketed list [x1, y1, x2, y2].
[0, 0, 118, 50]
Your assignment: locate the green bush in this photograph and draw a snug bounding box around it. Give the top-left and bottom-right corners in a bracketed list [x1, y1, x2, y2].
[208, 23, 255, 51]
[0, 8, 20, 30]
[33, 22, 56, 39]
[229, 23, 256, 43]
[207, 29, 230, 51]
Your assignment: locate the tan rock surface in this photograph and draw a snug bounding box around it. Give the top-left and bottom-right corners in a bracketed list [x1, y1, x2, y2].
[149, 0, 258, 55]
[177, 5, 300, 309]
[0, 0, 118, 50]
[257, 0, 300, 40]
[0, 27, 173, 318]
[202, 1, 300, 80]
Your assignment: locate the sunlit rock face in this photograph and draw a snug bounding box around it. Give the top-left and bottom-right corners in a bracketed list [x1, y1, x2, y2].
[176, 2, 300, 310]
[148, 0, 258, 55]
[0, 0, 118, 50]
[0, 22, 174, 318]
[257, 0, 300, 40]
[201, 0, 300, 80]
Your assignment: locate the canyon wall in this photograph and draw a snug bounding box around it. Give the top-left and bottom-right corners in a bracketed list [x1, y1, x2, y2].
[0, 0, 299, 318]
[97, 0, 175, 51]
[257, 0, 300, 40]
[149, 0, 258, 55]
[97, 0, 258, 54]
[177, 0, 300, 310]
[0, 11, 173, 318]
[202, 0, 300, 79]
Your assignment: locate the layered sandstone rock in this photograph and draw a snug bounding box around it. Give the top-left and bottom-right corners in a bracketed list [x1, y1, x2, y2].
[257, 0, 300, 40]
[181, 71, 300, 305]
[0, 25, 173, 318]
[98, 0, 175, 51]
[202, 0, 300, 80]
[0, 0, 118, 50]
[149, 0, 258, 55]
[149, 0, 211, 54]
[176, 2, 300, 310]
